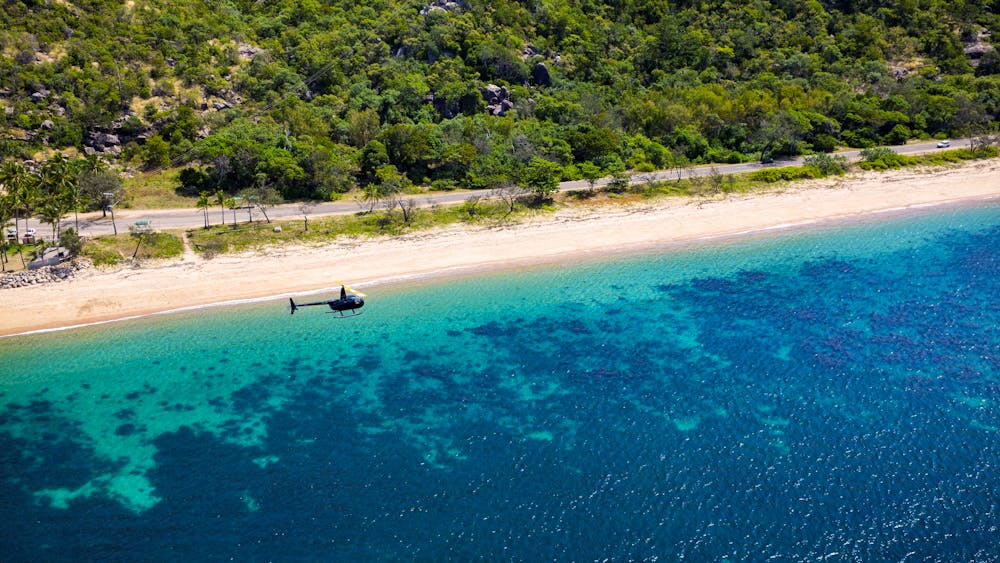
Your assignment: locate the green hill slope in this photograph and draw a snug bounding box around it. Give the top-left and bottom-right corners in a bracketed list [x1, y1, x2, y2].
[2, 0, 998, 199]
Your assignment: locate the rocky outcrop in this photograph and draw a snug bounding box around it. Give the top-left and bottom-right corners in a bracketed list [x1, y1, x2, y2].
[85, 130, 123, 155]
[0, 260, 89, 289]
[420, 0, 466, 16]
[237, 43, 262, 60]
[965, 41, 994, 66]
[963, 29, 994, 67]
[483, 84, 513, 116]
[532, 62, 552, 87]
[83, 113, 155, 156]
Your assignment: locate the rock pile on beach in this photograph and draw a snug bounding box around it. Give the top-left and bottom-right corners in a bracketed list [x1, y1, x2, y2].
[0, 260, 89, 289]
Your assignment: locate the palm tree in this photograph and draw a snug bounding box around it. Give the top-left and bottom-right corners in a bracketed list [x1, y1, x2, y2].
[0, 161, 24, 196]
[214, 189, 227, 225]
[35, 155, 78, 244]
[39, 154, 75, 194]
[196, 191, 211, 228]
[0, 161, 30, 237]
[36, 197, 72, 242]
[0, 192, 14, 271]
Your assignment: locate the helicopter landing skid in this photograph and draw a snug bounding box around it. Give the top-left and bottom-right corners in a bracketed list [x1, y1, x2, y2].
[328, 311, 363, 318]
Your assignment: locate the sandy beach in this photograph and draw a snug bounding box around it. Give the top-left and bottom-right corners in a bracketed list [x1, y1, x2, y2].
[2, 160, 998, 337]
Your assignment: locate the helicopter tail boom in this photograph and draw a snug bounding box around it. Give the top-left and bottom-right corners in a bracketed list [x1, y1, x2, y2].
[289, 298, 298, 314]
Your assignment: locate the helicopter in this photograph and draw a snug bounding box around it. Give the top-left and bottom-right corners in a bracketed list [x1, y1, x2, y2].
[289, 284, 366, 317]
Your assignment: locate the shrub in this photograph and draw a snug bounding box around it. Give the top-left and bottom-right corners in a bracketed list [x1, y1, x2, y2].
[81, 244, 123, 266]
[811, 134, 839, 153]
[748, 166, 823, 183]
[858, 147, 912, 170]
[138, 232, 184, 259]
[803, 153, 849, 176]
[606, 172, 630, 193]
[198, 238, 227, 259]
[430, 179, 459, 191]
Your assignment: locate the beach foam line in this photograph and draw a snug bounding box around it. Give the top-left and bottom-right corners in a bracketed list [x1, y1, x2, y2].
[687, 195, 999, 244]
[707, 219, 822, 239]
[0, 288, 341, 338]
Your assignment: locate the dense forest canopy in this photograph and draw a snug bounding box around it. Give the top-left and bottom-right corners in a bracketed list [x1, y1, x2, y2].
[1, 0, 999, 201]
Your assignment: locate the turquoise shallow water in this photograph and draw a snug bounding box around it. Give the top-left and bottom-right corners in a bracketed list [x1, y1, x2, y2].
[1, 202, 998, 560]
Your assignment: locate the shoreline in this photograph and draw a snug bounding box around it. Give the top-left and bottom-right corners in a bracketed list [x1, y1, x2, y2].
[2, 161, 999, 338]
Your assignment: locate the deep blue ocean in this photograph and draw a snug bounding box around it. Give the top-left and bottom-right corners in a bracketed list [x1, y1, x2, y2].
[1, 202, 998, 561]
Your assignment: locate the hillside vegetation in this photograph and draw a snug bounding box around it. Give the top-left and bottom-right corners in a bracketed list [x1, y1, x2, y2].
[2, 0, 999, 203]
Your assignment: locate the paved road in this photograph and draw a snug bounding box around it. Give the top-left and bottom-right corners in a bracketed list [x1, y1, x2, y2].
[17, 138, 966, 239]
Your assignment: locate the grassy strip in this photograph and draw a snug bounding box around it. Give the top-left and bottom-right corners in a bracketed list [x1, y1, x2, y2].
[184, 166, 791, 259]
[185, 198, 524, 257]
[0, 242, 45, 271]
[82, 232, 184, 265]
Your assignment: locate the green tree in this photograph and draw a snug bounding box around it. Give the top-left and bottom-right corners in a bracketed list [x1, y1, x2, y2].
[564, 124, 621, 164]
[254, 147, 307, 199]
[143, 135, 171, 170]
[976, 49, 1000, 76]
[78, 167, 123, 217]
[178, 166, 211, 196]
[245, 176, 283, 223]
[380, 122, 440, 183]
[578, 161, 603, 194]
[520, 157, 561, 202]
[346, 108, 381, 147]
[305, 147, 358, 199]
[161, 105, 200, 143]
[364, 164, 409, 213]
[359, 140, 390, 185]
